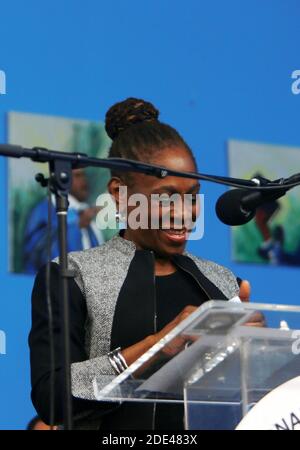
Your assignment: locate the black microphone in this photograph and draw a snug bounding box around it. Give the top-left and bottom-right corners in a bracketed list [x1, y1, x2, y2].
[0, 144, 25, 157]
[215, 187, 287, 226]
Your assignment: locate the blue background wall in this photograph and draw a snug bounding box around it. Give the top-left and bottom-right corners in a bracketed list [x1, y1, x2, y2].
[0, 0, 299, 429]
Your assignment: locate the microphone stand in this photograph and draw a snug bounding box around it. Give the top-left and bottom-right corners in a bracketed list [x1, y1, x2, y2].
[1, 143, 300, 430]
[28, 157, 76, 430]
[47, 158, 74, 430]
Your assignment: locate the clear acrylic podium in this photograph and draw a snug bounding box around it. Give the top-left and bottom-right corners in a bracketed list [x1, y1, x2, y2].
[92, 301, 300, 430]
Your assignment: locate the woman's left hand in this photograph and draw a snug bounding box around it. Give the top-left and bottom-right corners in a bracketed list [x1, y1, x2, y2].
[239, 279, 251, 302]
[239, 279, 266, 327]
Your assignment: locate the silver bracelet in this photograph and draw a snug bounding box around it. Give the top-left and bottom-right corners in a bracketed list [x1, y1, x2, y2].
[117, 350, 128, 371]
[108, 353, 121, 374]
[108, 347, 128, 374]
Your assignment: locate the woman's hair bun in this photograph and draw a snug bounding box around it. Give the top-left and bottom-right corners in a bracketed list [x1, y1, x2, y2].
[105, 97, 159, 140]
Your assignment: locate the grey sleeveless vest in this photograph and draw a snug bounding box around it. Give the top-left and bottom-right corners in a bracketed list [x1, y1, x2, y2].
[59, 234, 239, 402]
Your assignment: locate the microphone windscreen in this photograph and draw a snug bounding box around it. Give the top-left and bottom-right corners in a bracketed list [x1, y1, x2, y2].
[0, 144, 24, 157]
[215, 189, 255, 226]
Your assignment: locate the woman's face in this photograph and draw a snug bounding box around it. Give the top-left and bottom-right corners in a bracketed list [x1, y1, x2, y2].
[109, 146, 200, 258]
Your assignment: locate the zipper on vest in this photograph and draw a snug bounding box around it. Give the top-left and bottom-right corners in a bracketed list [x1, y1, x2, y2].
[150, 250, 157, 431]
[151, 251, 158, 335]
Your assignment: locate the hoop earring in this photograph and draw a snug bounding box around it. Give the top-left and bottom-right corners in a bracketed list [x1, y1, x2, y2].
[116, 211, 126, 223]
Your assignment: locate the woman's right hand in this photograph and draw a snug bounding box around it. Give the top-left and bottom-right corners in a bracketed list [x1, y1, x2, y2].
[121, 305, 199, 374]
[153, 305, 198, 344]
[151, 305, 198, 358]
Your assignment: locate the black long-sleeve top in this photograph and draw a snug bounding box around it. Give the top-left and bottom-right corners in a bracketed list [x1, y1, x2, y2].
[29, 257, 241, 429]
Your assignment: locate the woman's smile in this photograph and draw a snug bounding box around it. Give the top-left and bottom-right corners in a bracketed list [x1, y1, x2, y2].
[159, 227, 188, 244]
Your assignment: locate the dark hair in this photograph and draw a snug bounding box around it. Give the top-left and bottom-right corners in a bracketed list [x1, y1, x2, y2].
[105, 97, 196, 180]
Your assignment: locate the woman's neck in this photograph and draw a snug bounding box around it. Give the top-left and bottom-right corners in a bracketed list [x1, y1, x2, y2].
[122, 229, 177, 276]
[154, 257, 177, 276]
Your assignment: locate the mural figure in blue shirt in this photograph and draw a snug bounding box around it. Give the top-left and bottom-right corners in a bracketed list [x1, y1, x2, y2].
[256, 202, 300, 266]
[23, 169, 104, 274]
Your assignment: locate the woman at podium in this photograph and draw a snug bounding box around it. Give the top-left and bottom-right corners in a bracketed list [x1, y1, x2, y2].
[29, 97, 250, 429]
